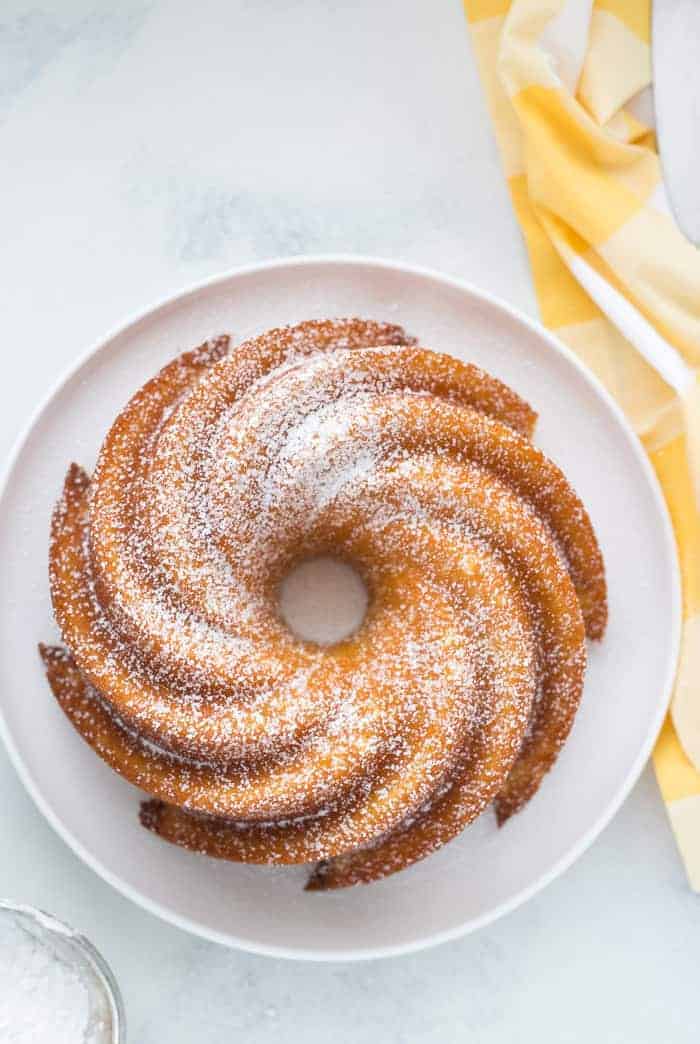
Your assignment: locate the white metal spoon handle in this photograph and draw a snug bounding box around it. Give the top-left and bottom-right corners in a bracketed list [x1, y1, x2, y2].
[653, 0, 700, 246]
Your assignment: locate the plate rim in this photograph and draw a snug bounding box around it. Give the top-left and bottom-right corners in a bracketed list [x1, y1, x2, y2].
[0, 253, 682, 961]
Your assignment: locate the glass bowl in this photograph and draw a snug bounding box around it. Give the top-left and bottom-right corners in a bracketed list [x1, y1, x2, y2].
[0, 900, 125, 1042]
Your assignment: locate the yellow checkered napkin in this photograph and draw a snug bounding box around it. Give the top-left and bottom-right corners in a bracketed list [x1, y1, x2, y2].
[463, 0, 700, 888]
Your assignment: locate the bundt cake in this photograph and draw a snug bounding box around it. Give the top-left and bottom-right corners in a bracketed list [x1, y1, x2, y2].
[41, 318, 606, 889]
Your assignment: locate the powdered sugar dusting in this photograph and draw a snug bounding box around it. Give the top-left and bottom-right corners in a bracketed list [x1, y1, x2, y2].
[43, 317, 606, 884]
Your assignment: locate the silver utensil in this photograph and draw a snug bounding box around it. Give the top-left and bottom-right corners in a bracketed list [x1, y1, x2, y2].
[653, 0, 700, 244]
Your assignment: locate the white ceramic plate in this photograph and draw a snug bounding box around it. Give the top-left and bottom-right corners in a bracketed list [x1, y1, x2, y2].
[0, 256, 680, 961]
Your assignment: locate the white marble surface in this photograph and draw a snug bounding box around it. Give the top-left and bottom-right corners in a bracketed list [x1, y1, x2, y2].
[0, 1, 698, 1040]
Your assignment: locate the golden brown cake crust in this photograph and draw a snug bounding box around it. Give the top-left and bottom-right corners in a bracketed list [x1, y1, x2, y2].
[43, 318, 606, 888]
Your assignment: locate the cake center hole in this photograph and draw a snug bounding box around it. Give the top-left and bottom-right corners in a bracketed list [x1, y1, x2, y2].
[278, 557, 369, 646]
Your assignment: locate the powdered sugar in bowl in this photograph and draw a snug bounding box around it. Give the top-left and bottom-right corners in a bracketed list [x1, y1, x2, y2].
[0, 901, 125, 1043]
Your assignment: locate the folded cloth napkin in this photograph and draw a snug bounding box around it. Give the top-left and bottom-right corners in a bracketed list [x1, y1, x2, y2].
[463, 0, 700, 888]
